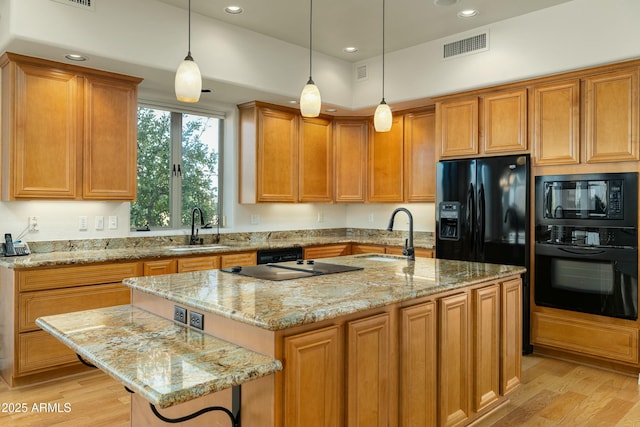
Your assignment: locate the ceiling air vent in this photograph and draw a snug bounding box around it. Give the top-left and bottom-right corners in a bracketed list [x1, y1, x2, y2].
[355, 64, 368, 82]
[50, 0, 95, 11]
[442, 31, 488, 60]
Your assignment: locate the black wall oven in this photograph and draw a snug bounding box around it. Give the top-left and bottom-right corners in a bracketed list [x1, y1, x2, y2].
[534, 172, 638, 320]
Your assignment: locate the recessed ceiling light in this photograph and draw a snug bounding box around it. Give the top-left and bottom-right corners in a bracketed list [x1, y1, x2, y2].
[288, 100, 298, 105]
[325, 108, 338, 113]
[65, 53, 87, 61]
[225, 6, 243, 14]
[457, 9, 479, 18]
[433, 0, 458, 6]
[343, 46, 359, 54]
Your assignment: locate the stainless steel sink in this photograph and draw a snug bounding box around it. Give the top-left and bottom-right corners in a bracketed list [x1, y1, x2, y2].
[168, 245, 231, 252]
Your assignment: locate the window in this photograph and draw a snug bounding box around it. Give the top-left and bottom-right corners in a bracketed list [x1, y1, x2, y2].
[131, 106, 222, 230]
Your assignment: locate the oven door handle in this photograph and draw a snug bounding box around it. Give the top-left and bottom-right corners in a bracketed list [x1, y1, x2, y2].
[557, 247, 607, 256]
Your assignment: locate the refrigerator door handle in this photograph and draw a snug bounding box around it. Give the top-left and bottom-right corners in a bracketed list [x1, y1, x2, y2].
[467, 183, 475, 255]
[478, 183, 486, 256]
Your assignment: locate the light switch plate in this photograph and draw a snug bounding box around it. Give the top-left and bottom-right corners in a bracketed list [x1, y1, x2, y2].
[79, 216, 88, 231]
[108, 216, 118, 229]
[95, 216, 104, 230]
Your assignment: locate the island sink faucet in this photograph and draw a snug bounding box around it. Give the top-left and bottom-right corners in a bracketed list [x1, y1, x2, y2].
[190, 206, 205, 245]
[386, 207, 415, 260]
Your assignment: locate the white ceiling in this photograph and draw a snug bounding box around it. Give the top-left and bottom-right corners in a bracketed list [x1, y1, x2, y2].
[156, 0, 574, 62]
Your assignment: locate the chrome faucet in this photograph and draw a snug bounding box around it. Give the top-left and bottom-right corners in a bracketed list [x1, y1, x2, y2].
[386, 207, 415, 260]
[190, 206, 205, 245]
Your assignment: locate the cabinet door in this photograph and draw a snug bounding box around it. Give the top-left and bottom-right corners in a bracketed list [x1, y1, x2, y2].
[483, 89, 527, 154]
[284, 325, 343, 427]
[143, 259, 177, 276]
[501, 278, 522, 395]
[584, 68, 639, 163]
[220, 252, 257, 268]
[2, 59, 80, 199]
[257, 107, 299, 202]
[404, 110, 436, 202]
[368, 116, 404, 202]
[347, 313, 391, 427]
[334, 120, 368, 203]
[177, 256, 221, 272]
[472, 285, 500, 412]
[351, 244, 386, 255]
[532, 80, 580, 165]
[18, 330, 78, 375]
[303, 244, 351, 260]
[83, 75, 138, 200]
[299, 116, 333, 202]
[401, 301, 437, 427]
[437, 97, 478, 158]
[439, 292, 470, 427]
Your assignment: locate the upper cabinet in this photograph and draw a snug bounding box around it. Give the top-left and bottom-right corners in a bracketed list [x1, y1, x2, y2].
[0, 52, 141, 201]
[532, 67, 639, 166]
[437, 89, 527, 159]
[238, 101, 333, 203]
[239, 103, 436, 204]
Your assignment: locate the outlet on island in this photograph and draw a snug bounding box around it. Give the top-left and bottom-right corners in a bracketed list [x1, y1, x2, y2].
[173, 305, 187, 324]
[189, 311, 204, 330]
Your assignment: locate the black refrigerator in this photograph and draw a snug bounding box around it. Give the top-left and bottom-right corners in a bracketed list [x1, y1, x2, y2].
[436, 154, 532, 354]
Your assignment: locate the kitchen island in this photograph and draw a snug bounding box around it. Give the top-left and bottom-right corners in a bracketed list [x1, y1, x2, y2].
[37, 254, 525, 427]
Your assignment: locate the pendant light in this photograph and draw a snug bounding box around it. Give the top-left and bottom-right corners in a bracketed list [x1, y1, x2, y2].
[374, 0, 392, 132]
[175, 0, 202, 103]
[300, 0, 321, 117]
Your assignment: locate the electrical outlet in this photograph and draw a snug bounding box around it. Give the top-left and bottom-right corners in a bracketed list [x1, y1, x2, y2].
[189, 311, 204, 330]
[250, 214, 260, 225]
[28, 216, 40, 232]
[108, 216, 118, 229]
[173, 305, 187, 324]
[368, 213, 374, 223]
[317, 212, 324, 223]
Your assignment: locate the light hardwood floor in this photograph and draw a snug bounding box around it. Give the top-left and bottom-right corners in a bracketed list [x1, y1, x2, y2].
[1, 354, 639, 426]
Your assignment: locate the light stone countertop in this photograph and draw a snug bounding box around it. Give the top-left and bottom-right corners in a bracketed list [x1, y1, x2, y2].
[35, 304, 283, 409]
[0, 235, 434, 269]
[124, 254, 526, 331]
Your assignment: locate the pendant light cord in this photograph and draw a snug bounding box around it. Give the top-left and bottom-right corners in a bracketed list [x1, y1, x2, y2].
[308, 0, 313, 82]
[187, 0, 192, 57]
[381, 0, 385, 101]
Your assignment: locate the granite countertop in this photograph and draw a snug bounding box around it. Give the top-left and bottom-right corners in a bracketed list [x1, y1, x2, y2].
[0, 234, 434, 269]
[35, 304, 283, 409]
[124, 254, 526, 331]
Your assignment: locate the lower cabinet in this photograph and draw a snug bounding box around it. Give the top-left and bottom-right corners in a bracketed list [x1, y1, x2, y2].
[282, 278, 522, 427]
[351, 243, 434, 258]
[303, 244, 351, 259]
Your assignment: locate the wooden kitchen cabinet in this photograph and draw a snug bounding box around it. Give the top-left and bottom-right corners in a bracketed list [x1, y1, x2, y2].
[472, 285, 500, 413]
[531, 79, 581, 166]
[584, 68, 639, 163]
[4, 262, 141, 385]
[501, 278, 522, 395]
[334, 119, 368, 203]
[436, 88, 527, 160]
[351, 244, 434, 258]
[439, 292, 471, 427]
[404, 109, 436, 202]
[143, 259, 177, 276]
[299, 116, 333, 202]
[0, 52, 141, 201]
[177, 256, 221, 272]
[400, 301, 437, 427]
[284, 325, 343, 427]
[368, 115, 405, 202]
[303, 244, 351, 259]
[346, 312, 392, 427]
[220, 251, 257, 268]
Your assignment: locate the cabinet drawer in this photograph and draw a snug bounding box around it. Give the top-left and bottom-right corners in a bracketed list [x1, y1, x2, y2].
[18, 262, 141, 292]
[19, 283, 130, 332]
[220, 252, 257, 268]
[177, 256, 221, 272]
[18, 330, 78, 375]
[532, 311, 638, 364]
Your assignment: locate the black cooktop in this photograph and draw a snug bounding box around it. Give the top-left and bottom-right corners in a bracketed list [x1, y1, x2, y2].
[221, 260, 363, 281]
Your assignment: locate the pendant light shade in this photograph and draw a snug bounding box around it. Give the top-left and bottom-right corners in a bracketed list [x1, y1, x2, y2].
[175, 0, 201, 103]
[300, 0, 321, 117]
[374, 0, 392, 132]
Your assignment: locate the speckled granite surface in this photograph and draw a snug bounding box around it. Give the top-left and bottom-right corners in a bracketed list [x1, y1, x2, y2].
[35, 305, 283, 409]
[124, 254, 525, 331]
[0, 228, 434, 269]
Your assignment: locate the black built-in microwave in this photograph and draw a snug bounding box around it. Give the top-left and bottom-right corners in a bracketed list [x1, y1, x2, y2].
[535, 172, 638, 228]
